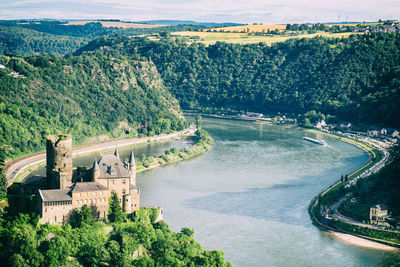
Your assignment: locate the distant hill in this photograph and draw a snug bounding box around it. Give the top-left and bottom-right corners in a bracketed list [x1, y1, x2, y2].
[139, 20, 243, 27]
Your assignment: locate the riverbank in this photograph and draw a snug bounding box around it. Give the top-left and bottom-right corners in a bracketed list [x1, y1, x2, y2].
[135, 129, 213, 173]
[307, 129, 400, 250]
[330, 232, 399, 251]
[5, 127, 197, 185]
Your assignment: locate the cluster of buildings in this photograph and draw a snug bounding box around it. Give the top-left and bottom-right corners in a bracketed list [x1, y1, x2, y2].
[315, 120, 399, 145]
[26, 134, 140, 224]
[353, 21, 400, 33]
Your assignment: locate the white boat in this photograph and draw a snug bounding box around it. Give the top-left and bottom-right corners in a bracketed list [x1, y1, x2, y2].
[303, 136, 326, 145]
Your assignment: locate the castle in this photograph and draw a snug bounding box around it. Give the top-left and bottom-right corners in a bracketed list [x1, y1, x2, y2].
[37, 134, 140, 224]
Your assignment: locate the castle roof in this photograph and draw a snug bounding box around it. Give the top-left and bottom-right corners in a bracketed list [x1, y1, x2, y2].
[71, 182, 108, 192]
[97, 153, 131, 179]
[129, 150, 136, 166]
[39, 189, 71, 202]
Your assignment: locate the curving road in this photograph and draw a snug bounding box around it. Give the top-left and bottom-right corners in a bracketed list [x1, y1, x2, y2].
[5, 126, 196, 185]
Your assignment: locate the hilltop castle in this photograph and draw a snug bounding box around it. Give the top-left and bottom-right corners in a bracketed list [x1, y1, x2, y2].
[37, 134, 140, 224]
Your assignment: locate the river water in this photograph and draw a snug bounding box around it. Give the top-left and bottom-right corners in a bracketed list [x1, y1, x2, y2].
[31, 118, 394, 266]
[137, 118, 393, 266]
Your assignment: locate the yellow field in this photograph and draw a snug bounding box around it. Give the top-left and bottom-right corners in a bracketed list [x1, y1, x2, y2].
[172, 31, 359, 46]
[210, 24, 287, 33]
[66, 21, 164, 29]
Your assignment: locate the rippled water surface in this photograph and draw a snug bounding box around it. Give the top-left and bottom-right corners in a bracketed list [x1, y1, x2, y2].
[137, 118, 394, 266]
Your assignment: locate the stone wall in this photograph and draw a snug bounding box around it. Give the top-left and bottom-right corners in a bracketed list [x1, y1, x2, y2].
[46, 134, 73, 189]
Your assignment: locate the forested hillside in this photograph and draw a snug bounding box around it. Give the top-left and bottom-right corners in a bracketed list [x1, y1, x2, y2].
[0, 26, 88, 56]
[0, 21, 202, 56]
[0, 54, 187, 158]
[75, 33, 400, 128]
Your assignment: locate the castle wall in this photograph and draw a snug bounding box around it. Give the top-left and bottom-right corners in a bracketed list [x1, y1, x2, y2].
[39, 201, 73, 225]
[72, 190, 110, 219]
[46, 135, 73, 189]
[96, 177, 130, 202]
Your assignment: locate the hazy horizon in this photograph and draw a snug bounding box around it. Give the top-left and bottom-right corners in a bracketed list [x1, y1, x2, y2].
[1, 0, 399, 24]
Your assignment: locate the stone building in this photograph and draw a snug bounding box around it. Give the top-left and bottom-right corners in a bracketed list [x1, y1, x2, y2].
[370, 204, 391, 227]
[38, 134, 140, 225]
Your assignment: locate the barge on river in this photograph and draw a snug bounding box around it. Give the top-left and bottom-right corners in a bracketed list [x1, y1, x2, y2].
[303, 136, 326, 145]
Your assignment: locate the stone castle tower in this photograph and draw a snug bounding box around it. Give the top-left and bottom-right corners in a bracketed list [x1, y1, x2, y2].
[46, 134, 73, 189]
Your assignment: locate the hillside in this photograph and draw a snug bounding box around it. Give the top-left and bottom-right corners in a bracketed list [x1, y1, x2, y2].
[0, 21, 203, 56]
[75, 33, 400, 129]
[0, 25, 89, 56]
[0, 53, 187, 158]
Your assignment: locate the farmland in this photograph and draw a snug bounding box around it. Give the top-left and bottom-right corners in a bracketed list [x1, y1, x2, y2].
[171, 31, 359, 46]
[210, 24, 286, 33]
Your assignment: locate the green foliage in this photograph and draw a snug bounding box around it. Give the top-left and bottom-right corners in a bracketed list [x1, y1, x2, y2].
[70, 204, 96, 228]
[0, 53, 187, 159]
[0, 21, 204, 56]
[77, 33, 400, 129]
[108, 192, 127, 223]
[0, 206, 231, 266]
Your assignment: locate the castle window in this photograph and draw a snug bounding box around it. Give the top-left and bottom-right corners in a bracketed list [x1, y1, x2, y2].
[93, 199, 96, 203]
[122, 189, 126, 194]
[89, 199, 92, 204]
[94, 192, 96, 196]
[84, 199, 87, 204]
[80, 200, 83, 204]
[100, 191, 103, 195]
[122, 180, 126, 184]
[111, 190, 115, 194]
[75, 200, 78, 205]
[102, 198, 105, 202]
[98, 198, 100, 203]
[85, 192, 88, 196]
[77, 193, 81, 197]
[111, 180, 114, 185]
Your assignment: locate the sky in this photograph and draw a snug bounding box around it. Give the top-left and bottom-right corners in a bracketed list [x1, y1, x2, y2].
[1, 0, 399, 24]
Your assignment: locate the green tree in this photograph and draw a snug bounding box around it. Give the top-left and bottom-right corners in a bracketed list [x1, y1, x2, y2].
[108, 192, 126, 223]
[70, 204, 96, 227]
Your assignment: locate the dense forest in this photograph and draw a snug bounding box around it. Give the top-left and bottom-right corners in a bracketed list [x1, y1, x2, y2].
[0, 53, 187, 159]
[0, 25, 88, 56]
[0, 205, 231, 266]
[0, 21, 202, 56]
[75, 33, 400, 129]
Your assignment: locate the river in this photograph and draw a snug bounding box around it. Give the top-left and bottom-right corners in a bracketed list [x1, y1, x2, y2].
[30, 118, 394, 266]
[138, 118, 393, 266]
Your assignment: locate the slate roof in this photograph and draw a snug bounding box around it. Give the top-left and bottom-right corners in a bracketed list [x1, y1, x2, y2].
[71, 182, 108, 192]
[97, 154, 131, 179]
[39, 189, 71, 202]
[129, 150, 136, 166]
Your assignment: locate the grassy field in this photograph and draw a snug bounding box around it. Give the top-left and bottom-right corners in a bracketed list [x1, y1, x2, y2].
[66, 21, 164, 28]
[172, 31, 359, 46]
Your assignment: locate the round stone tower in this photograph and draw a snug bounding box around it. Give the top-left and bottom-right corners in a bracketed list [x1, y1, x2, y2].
[46, 134, 73, 189]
